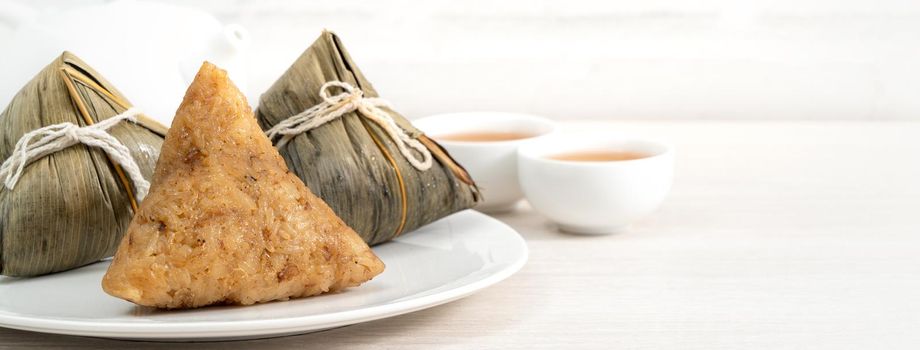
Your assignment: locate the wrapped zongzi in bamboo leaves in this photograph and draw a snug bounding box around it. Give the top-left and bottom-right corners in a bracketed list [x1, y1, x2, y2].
[0, 52, 166, 277]
[257, 31, 479, 246]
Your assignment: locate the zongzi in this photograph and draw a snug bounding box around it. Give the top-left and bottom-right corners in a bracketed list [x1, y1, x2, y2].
[0, 52, 165, 277]
[257, 31, 480, 246]
[102, 62, 384, 309]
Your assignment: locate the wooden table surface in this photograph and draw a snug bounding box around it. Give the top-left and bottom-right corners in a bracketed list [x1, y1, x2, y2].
[1, 121, 918, 349]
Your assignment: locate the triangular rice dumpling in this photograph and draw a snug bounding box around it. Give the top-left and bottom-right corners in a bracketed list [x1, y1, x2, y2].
[102, 63, 384, 309]
[0, 52, 165, 277]
[256, 31, 480, 246]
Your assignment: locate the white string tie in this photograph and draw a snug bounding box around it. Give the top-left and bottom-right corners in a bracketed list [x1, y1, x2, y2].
[0, 107, 150, 199]
[265, 81, 432, 171]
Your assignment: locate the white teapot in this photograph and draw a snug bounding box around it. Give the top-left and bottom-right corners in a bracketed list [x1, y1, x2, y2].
[0, 0, 249, 126]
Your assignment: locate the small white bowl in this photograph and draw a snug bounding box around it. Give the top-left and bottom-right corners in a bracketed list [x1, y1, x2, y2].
[517, 132, 674, 234]
[414, 112, 556, 213]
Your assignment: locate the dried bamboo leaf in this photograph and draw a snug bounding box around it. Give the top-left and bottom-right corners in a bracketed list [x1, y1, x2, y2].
[256, 31, 479, 245]
[0, 52, 165, 277]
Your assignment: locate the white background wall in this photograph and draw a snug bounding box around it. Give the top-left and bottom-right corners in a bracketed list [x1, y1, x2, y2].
[5, 0, 920, 121]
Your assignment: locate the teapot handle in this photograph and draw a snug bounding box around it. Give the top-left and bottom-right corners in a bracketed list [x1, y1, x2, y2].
[0, 0, 36, 29]
[220, 24, 250, 53]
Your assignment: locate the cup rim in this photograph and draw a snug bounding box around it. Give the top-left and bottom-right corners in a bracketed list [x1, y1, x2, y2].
[413, 112, 557, 147]
[517, 131, 673, 167]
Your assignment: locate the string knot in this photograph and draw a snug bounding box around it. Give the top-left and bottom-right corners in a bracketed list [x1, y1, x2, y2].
[319, 81, 357, 103]
[265, 81, 431, 171]
[0, 107, 151, 199]
[62, 125, 80, 143]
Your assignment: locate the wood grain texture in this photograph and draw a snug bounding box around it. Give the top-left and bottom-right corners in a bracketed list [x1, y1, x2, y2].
[0, 121, 917, 348]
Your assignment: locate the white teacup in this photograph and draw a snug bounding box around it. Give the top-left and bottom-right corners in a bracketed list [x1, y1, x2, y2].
[517, 132, 674, 234]
[414, 112, 556, 213]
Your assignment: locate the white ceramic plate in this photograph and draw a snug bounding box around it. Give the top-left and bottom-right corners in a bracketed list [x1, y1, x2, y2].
[0, 210, 527, 341]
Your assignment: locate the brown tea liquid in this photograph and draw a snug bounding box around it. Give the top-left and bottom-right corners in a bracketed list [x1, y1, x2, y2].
[549, 150, 650, 162]
[435, 131, 535, 142]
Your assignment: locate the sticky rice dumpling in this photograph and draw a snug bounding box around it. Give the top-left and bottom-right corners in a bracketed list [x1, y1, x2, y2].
[256, 31, 480, 246]
[0, 52, 165, 277]
[102, 62, 384, 309]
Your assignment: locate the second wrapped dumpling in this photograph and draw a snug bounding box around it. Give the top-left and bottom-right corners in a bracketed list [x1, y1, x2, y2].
[257, 31, 480, 245]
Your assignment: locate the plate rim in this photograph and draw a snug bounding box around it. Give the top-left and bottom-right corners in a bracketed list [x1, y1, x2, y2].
[0, 210, 528, 339]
